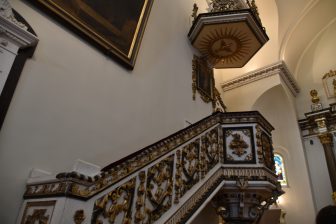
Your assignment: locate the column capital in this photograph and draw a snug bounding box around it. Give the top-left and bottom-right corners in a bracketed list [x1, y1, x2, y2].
[318, 133, 333, 145]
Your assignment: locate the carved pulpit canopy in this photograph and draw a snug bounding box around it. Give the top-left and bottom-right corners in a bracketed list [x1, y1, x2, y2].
[188, 0, 268, 69]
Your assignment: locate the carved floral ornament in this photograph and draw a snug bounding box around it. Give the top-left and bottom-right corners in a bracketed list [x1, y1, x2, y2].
[21, 201, 56, 224]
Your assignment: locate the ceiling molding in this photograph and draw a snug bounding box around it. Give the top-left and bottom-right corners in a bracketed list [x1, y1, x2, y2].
[220, 61, 300, 96]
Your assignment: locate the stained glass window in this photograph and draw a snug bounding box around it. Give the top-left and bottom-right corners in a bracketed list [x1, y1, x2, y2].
[274, 153, 288, 186]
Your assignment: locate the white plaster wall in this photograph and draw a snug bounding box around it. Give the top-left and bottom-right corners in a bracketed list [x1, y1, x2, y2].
[0, 0, 213, 223]
[295, 20, 336, 119]
[252, 85, 316, 224]
[303, 137, 334, 211]
[221, 75, 281, 112]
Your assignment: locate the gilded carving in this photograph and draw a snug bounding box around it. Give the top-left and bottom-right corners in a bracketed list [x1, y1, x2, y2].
[245, 153, 253, 161]
[24, 209, 49, 224]
[181, 139, 200, 197]
[174, 150, 183, 204]
[310, 89, 320, 104]
[22, 112, 276, 210]
[261, 133, 275, 170]
[21, 201, 56, 224]
[145, 155, 174, 223]
[214, 88, 226, 112]
[74, 210, 85, 224]
[191, 3, 198, 22]
[92, 178, 136, 224]
[208, 0, 246, 12]
[255, 125, 264, 164]
[135, 171, 146, 224]
[201, 128, 219, 175]
[319, 133, 333, 145]
[25, 182, 66, 196]
[229, 133, 248, 157]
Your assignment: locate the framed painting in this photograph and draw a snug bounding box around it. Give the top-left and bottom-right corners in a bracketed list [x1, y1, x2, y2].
[31, 0, 154, 69]
[322, 70, 336, 98]
[192, 55, 214, 103]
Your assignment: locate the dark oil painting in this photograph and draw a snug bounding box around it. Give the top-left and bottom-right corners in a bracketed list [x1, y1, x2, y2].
[197, 57, 214, 100]
[34, 0, 154, 68]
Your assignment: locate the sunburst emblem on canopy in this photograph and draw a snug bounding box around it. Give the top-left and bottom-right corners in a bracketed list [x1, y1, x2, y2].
[199, 27, 251, 66]
[188, 0, 268, 68]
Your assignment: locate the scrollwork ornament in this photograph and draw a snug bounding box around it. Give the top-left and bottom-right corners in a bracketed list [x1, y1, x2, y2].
[181, 140, 200, 196]
[145, 155, 174, 223]
[135, 171, 146, 224]
[24, 209, 49, 224]
[174, 150, 183, 204]
[91, 178, 136, 224]
[201, 128, 219, 175]
[255, 125, 264, 164]
[73, 210, 85, 224]
[192, 56, 197, 101]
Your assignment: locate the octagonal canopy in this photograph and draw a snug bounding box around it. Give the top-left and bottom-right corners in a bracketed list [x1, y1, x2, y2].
[188, 10, 269, 68]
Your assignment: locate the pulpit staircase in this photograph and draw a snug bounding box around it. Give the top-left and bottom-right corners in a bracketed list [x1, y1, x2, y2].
[18, 111, 282, 224]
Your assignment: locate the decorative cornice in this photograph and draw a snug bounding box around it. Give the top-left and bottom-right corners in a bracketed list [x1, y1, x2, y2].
[0, 0, 28, 30]
[220, 61, 300, 96]
[0, 1, 38, 49]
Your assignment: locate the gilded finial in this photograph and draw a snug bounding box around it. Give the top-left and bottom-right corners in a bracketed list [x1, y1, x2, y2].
[192, 3, 198, 22]
[310, 89, 320, 104]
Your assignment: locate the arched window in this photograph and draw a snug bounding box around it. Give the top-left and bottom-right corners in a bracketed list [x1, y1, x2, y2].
[274, 153, 288, 186]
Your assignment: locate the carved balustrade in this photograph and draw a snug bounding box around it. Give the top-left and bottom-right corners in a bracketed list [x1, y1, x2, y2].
[18, 111, 281, 224]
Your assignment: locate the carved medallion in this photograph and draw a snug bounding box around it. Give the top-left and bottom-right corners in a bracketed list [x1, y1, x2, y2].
[223, 127, 256, 164]
[229, 133, 248, 157]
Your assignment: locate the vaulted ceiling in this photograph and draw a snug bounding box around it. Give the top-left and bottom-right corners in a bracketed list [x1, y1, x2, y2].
[213, 0, 336, 83]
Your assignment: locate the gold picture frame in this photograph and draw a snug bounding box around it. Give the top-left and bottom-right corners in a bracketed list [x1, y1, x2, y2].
[192, 55, 214, 103]
[31, 0, 154, 69]
[322, 70, 336, 98]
